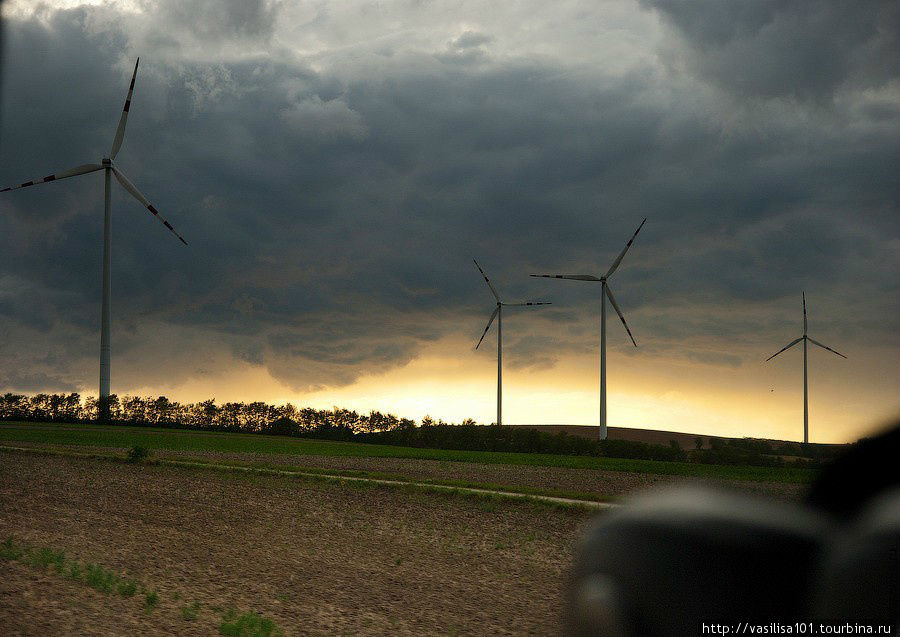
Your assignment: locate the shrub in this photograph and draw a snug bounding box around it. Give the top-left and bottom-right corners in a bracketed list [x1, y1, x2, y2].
[67, 562, 82, 581]
[84, 563, 117, 593]
[181, 602, 200, 622]
[126, 446, 150, 463]
[26, 547, 66, 572]
[219, 609, 284, 637]
[144, 589, 159, 610]
[182, 602, 201, 621]
[0, 537, 22, 561]
[267, 417, 298, 437]
[117, 580, 138, 596]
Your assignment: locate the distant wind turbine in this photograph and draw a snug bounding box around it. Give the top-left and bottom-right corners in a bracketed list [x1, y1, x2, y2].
[473, 259, 550, 426]
[765, 292, 846, 444]
[1, 58, 188, 422]
[531, 218, 646, 440]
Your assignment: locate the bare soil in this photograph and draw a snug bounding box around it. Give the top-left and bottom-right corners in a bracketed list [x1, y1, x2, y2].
[3, 440, 808, 501]
[0, 451, 594, 636]
[152, 448, 806, 501]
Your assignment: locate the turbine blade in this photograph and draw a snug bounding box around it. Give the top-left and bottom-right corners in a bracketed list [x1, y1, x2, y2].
[110, 58, 140, 160]
[605, 285, 637, 347]
[473, 259, 501, 302]
[808, 337, 847, 359]
[504, 302, 552, 306]
[765, 337, 803, 362]
[1, 163, 102, 192]
[530, 274, 601, 281]
[112, 166, 187, 245]
[604, 217, 647, 279]
[475, 306, 500, 350]
[802, 291, 807, 335]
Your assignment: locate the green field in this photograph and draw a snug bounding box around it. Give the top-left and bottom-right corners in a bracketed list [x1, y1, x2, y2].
[0, 421, 817, 483]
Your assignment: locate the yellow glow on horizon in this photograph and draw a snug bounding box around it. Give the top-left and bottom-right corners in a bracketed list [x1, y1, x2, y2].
[111, 332, 899, 445]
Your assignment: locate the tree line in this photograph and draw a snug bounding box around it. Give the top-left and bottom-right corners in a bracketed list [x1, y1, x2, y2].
[0, 392, 417, 433]
[1, 392, 838, 466]
[0, 391, 688, 461]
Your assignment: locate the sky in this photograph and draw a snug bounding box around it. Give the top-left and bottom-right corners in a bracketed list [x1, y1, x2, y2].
[0, 0, 897, 443]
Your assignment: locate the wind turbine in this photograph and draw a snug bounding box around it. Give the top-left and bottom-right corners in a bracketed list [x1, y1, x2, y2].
[473, 259, 550, 426]
[531, 218, 646, 440]
[765, 292, 846, 444]
[1, 58, 188, 422]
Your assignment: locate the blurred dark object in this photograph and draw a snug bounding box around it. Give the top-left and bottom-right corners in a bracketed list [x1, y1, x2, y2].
[567, 423, 899, 636]
[812, 487, 899, 625]
[806, 425, 900, 519]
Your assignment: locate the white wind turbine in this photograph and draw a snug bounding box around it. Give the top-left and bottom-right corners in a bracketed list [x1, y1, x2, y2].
[1, 58, 188, 421]
[765, 292, 846, 444]
[531, 219, 646, 440]
[473, 259, 550, 426]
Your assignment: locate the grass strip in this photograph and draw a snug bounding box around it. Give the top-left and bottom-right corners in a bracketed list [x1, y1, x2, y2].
[2, 536, 282, 634]
[146, 454, 620, 503]
[0, 444, 612, 511]
[151, 457, 610, 511]
[0, 421, 817, 483]
[2, 537, 139, 598]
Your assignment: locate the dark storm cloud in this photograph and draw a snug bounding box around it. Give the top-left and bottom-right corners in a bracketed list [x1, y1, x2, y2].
[642, 0, 900, 100]
[0, 1, 897, 395]
[0, 370, 79, 393]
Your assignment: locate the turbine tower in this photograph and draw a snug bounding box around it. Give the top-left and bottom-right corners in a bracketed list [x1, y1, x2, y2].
[473, 259, 550, 426]
[765, 292, 846, 444]
[1, 59, 188, 422]
[531, 218, 645, 440]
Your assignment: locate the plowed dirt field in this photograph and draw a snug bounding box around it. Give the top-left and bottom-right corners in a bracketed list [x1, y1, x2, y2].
[1, 451, 594, 636]
[0, 446, 807, 635]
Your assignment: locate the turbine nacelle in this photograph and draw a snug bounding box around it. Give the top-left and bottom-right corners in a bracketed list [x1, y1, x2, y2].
[766, 293, 847, 362]
[1, 65, 188, 247]
[529, 219, 645, 349]
[0, 56, 185, 421]
[765, 292, 847, 444]
[529, 218, 646, 438]
[473, 284, 550, 349]
[472, 258, 550, 426]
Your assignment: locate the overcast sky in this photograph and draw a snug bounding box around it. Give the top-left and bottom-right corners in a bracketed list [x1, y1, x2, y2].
[1, 0, 897, 442]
